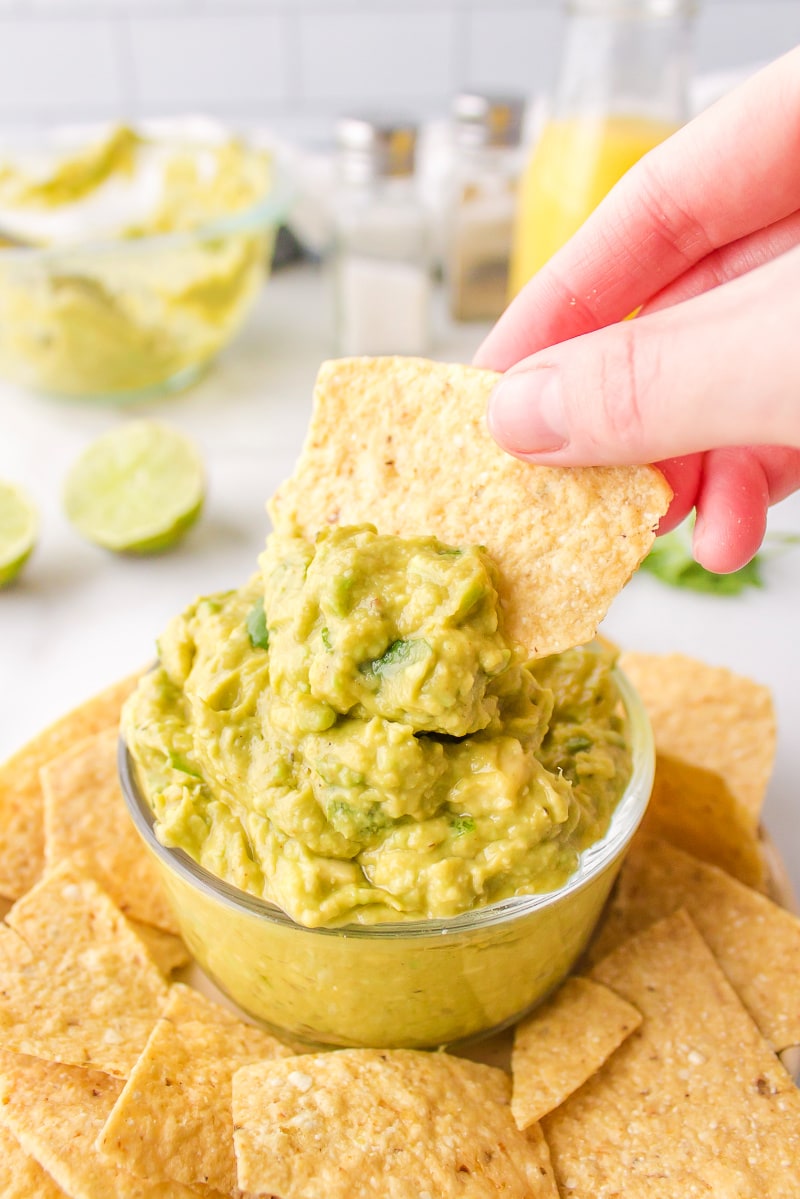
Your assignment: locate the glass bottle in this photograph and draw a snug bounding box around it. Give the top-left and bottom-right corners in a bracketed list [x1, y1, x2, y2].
[332, 117, 431, 357]
[508, 0, 695, 298]
[446, 91, 525, 322]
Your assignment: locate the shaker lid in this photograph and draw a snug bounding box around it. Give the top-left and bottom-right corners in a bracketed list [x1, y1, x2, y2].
[335, 116, 418, 178]
[452, 92, 525, 148]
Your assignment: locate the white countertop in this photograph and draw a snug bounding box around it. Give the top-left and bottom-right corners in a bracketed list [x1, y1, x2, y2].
[2, 261, 799, 895]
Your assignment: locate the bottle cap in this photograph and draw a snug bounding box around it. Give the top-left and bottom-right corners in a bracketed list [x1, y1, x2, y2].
[335, 116, 418, 183]
[452, 92, 525, 149]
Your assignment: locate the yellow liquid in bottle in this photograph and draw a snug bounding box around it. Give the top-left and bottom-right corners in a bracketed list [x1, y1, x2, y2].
[508, 114, 678, 298]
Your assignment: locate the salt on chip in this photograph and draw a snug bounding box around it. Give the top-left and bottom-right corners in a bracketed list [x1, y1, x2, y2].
[232, 1048, 560, 1199]
[587, 835, 800, 1052]
[0, 1049, 214, 1199]
[127, 920, 190, 976]
[619, 651, 775, 827]
[543, 910, 800, 1198]
[269, 357, 671, 657]
[0, 861, 167, 1077]
[511, 977, 641, 1129]
[0, 672, 140, 900]
[0, 1124, 68, 1199]
[41, 726, 179, 934]
[98, 983, 292, 1195]
[639, 752, 765, 889]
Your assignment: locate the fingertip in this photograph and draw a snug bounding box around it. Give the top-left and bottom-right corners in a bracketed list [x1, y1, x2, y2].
[692, 448, 769, 573]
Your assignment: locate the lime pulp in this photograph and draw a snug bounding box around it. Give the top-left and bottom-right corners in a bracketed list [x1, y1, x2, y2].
[0, 481, 38, 586]
[63, 420, 205, 554]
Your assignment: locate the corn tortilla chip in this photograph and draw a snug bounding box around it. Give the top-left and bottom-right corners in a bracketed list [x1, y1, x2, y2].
[269, 358, 671, 657]
[639, 752, 765, 889]
[128, 920, 190, 976]
[587, 836, 800, 1051]
[619, 651, 775, 826]
[98, 983, 291, 1194]
[0, 862, 167, 1076]
[0, 1124, 68, 1199]
[511, 977, 641, 1129]
[233, 1048, 559, 1199]
[0, 1049, 217, 1198]
[543, 910, 800, 1198]
[0, 673, 141, 899]
[41, 726, 178, 934]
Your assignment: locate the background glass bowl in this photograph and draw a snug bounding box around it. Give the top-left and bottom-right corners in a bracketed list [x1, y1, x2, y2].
[0, 128, 290, 403]
[119, 666, 654, 1050]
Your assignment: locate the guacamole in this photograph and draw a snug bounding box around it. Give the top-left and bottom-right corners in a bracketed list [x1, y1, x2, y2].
[0, 125, 274, 398]
[124, 525, 631, 929]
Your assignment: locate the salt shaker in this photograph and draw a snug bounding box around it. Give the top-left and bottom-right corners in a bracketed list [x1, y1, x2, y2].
[446, 92, 525, 322]
[332, 117, 431, 357]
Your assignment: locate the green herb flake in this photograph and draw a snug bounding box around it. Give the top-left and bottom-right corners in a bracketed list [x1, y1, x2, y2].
[246, 597, 270, 650]
[168, 750, 202, 779]
[321, 626, 332, 652]
[452, 815, 476, 836]
[364, 638, 429, 679]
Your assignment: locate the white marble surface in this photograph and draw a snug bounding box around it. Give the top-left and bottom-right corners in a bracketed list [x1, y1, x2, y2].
[1, 262, 799, 894]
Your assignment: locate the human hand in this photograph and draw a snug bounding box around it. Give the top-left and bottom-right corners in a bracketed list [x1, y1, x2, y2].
[476, 48, 800, 573]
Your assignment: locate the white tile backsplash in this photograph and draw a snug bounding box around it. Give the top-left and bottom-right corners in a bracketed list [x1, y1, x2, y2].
[0, 0, 795, 137]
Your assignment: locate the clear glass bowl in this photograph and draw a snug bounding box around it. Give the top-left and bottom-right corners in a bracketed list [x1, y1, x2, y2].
[118, 666, 654, 1050]
[0, 129, 290, 403]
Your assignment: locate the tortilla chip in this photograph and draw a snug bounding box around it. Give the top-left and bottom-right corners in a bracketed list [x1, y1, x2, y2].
[41, 726, 178, 934]
[0, 1124, 68, 1199]
[128, 920, 190, 976]
[639, 752, 765, 889]
[587, 836, 800, 1052]
[0, 861, 167, 1076]
[619, 651, 775, 826]
[543, 911, 800, 1198]
[98, 983, 291, 1194]
[511, 977, 641, 1129]
[0, 1049, 214, 1198]
[233, 1048, 559, 1199]
[269, 358, 671, 657]
[0, 673, 141, 900]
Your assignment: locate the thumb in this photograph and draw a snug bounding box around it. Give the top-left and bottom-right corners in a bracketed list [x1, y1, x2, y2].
[487, 247, 800, 466]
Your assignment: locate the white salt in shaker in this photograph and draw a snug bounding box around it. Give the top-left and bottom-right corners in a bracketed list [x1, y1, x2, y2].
[333, 117, 432, 356]
[446, 92, 525, 322]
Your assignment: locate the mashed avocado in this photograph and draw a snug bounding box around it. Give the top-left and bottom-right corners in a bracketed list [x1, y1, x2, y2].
[0, 125, 274, 397]
[124, 525, 631, 929]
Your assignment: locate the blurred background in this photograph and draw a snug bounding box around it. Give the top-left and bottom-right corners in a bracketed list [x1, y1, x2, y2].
[0, 0, 797, 138]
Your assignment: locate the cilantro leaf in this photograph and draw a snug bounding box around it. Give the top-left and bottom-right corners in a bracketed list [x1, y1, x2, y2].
[451, 814, 476, 836]
[641, 532, 764, 596]
[246, 598, 270, 650]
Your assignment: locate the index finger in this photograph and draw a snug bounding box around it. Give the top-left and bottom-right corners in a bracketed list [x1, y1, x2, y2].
[476, 46, 800, 371]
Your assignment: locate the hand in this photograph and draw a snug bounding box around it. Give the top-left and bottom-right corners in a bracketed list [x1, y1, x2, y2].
[475, 48, 800, 573]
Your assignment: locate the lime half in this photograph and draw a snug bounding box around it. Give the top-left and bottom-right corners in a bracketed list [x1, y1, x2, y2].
[0, 481, 38, 587]
[64, 421, 205, 554]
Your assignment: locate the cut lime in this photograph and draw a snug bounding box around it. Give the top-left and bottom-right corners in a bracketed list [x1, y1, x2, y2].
[63, 420, 205, 554]
[0, 481, 38, 587]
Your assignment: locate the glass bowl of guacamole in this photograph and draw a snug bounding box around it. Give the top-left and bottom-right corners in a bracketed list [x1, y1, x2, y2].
[0, 121, 290, 402]
[119, 523, 655, 1049]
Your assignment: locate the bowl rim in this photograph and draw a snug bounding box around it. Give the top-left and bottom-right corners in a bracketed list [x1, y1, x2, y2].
[118, 663, 654, 940]
[0, 134, 292, 263]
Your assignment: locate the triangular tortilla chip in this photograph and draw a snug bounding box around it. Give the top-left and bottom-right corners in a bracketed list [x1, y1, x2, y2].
[0, 1049, 215, 1198]
[619, 651, 775, 826]
[0, 1124, 68, 1199]
[233, 1048, 559, 1199]
[128, 920, 190, 976]
[0, 673, 140, 899]
[41, 726, 178, 934]
[638, 752, 765, 889]
[0, 862, 167, 1076]
[543, 911, 800, 1198]
[511, 977, 641, 1129]
[269, 358, 671, 656]
[587, 836, 800, 1051]
[98, 984, 291, 1195]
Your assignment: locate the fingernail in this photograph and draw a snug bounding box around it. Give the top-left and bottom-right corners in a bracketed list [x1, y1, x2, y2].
[488, 368, 568, 455]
